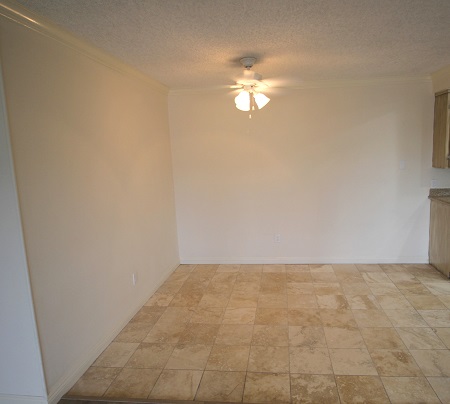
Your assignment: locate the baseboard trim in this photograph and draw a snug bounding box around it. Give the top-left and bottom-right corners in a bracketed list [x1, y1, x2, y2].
[0, 394, 47, 404]
[46, 261, 180, 404]
[180, 256, 429, 265]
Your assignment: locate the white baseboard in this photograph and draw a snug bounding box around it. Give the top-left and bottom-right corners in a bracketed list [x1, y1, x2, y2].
[180, 256, 429, 265]
[0, 395, 47, 404]
[46, 260, 180, 404]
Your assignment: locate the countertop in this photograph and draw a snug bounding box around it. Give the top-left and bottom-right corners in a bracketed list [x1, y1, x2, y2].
[429, 188, 450, 206]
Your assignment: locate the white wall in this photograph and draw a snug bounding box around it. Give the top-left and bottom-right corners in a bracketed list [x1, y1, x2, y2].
[170, 80, 440, 264]
[0, 15, 179, 401]
[0, 58, 47, 402]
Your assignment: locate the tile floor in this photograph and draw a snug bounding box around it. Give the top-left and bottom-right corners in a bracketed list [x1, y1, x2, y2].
[65, 264, 450, 403]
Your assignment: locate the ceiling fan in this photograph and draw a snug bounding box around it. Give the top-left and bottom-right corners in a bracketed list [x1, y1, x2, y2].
[233, 57, 271, 113]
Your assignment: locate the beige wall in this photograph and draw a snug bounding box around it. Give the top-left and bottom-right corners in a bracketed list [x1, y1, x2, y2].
[170, 80, 446, 263]
[0, 16, 179, 399]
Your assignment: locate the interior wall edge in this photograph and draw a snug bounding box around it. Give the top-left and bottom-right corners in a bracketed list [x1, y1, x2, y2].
[179, 257, 429, 265]
[431, 64, 450, 92]
[0, 0, 167, 94]
[46, 260, 180, 404]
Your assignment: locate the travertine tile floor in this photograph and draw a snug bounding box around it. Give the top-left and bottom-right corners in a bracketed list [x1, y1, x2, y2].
[65, 264, 450, 403]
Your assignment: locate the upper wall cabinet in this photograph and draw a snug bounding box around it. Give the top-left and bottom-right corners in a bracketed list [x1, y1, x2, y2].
[433, 89, 450, 168]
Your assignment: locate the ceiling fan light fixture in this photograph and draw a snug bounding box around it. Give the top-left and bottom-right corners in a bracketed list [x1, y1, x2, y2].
[235, 90, 251, 111]
[254, 92, 270, 109]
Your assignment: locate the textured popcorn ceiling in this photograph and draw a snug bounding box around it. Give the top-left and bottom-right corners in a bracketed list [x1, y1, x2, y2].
[14, 0, 450, 89]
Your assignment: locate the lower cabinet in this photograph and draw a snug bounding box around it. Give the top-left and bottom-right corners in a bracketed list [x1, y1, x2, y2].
[429, 199, 450, 278]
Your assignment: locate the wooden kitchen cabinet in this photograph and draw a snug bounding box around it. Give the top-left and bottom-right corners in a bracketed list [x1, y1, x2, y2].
[429, 198, 450, 278]
[432, 90, 450, 168]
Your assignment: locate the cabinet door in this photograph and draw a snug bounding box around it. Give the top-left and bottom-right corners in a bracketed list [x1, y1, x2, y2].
[432, 91, 450, 169]
[429, 201, 450, 278]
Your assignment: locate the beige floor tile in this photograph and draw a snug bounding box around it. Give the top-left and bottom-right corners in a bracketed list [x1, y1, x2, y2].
[396, 327, 446, 349]
[248, 345, 289, 372]
[236, 272, 262, 282]
[314, 283, 343, 295]
[376, 294, 413, 309]
[196, 370, 246, 402]
[383, 309, 428, 327]
[92, 342, 139, 368]
[335, 272, 365, 283]
[286, 264, 310, 272]
[405, 294, 447, 310]
[233, 281, 260, 294]
[189, 306, 225, 324]
[255, 308, 288, 325]
[287, 282, 315, 295]
[363, 272, 392, 284]
[143, 322, 186, 344]
[215, 324, 253, 345]
[177, 323, 220, 345]
[222, 307, 256, 324]
[332, 264, 359, 273]
[287, 294, 318, 308]
[288, 308, 322, 326]
[114, 322, 154, 343]
[260, 282, 286, 294]
[310, 264, 335, 273]
[418, 309, 450, 327]
[335, 375, 389, 404]
[439, 295, 450, 309]
[239, 264, 263, 272]
[397, 283, 432, 295]
[288, 326, 326, 347]
[382, 376, 440, 403]
[130, 307, 165, 324]
[149, 369, 202, 400]
[157, 281, 184, 294]
[252, 325, 289, 346]
[144, 292, 174, 307]
[324, 327, 365, 348]
[228, 291, 259, 308]
[192, 264, 218, 273]
[263, 264, 286, 273]
[352, 309, 392, 328]
[198, 292, 230, 307]
[427, 377, 450, 403]
[243, 372, 290, 403]
[423, 282, 450, 295]
[368, 283, 400, 296]
[68, 367, 121, 397]
[217, 264, 241, 272]
[387, 271, 418, 283]
[258, 293, 287, 308]
[290, 374, 339, 404]
[169, 290, 203, 307]
[410, 349, 450, 376]
[357, 264, 383, 273]
[434, 327, 450, 348]
[156, 306, 193, 324]
[289, 347, 333, 374]
[320, 309, 357, 328]
[370, 349, 423, 376]
[206, 344, 250, 371]
[342, 282, 372, 296]
[360, 327, 406, 350]
[312, 272, 338, 283]
[316, 294, 349, 309]
[165, 344, 211, 370]
[329, 348, 377, 375]
[262, 272, 286, 283]
[286, 272, 313, 282]
[125, 343, 174, 369]
[104, 368, 161, 399]
[211, 272, 237, 284]
[347, 294, 381, 310]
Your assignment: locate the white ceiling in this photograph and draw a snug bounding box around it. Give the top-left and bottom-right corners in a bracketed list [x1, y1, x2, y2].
[14, 0, 450, 90]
